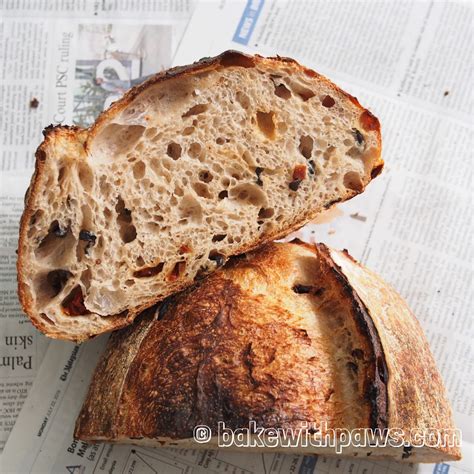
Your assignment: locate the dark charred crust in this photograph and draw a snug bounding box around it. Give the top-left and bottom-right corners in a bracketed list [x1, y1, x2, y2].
[371, 163, 384, 179]
[317, 244, 388, 430]
[42, 123, 80, 138]
[36, 149, 47, 162]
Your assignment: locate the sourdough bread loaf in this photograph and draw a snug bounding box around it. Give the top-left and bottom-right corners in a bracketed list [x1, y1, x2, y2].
[75, 241, 460, 462]
[18, 51, 382, 341]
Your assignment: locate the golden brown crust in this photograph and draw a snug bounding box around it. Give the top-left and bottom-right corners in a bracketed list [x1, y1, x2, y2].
[75, 242, 458, 461]
[76, 242, 377, 440]
[327, 248, 461, 460]
[17, 50, 383, 341]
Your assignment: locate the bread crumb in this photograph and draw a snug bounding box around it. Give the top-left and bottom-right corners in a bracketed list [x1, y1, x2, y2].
[29, 98, 39, 108]
[443, 91, 449, 97]
[328, 229, 336, 235]
[350, 212, 367, 222]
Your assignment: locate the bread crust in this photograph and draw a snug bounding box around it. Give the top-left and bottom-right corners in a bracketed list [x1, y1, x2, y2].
[75, 242, 460, 462]
[17, 51, 383, 341]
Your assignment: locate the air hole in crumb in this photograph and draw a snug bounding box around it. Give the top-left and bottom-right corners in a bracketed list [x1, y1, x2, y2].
[347, 146, 361, 158]
[343, 172, 364, 192]
[168, 261, 186, 281]
[179, 195, 203, 222]
[289, 82, 315, 101]
[58, 167, 66, 184]
[273, 83, 292, 99]
[229, 183, 267, 206]
[188, 142, 202, 159]
[133, 262, 164, 278]
[182, 103, 208, 118]
[256, 111, 276, 139]
[39, 312, 55, 325]
[216, 137, 225, 145]
[218, 190, 228, 199]
[236, 91, 250, 109]
[95, 124, 145, 157]
[212, 234, 227, 242]
[40, 269, 73, 299]
[77, 163, 94, 191]
[136, 256, 145, 266]
[192, 182, 212, 199]
[133, 161, 146, 179]
[29, 209, 44, 227]
[258, 207, 274, 219]
[174, 186, 184, 197]
[199, 170, 213, 183]
[144, 127, 157, 138]
[61, 286, 88, 316]
[167, 142, 182, 160]
[321, 95, 336, 108]
[35, 221, 74, 265]
[182, 126, 194, 135]
[116, 196, 137, 243]
[299, 135, 314, 159]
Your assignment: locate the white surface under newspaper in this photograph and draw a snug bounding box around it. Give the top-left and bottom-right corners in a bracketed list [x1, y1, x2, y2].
[1, 0, 473, 473]
[0, 0, 193, 453]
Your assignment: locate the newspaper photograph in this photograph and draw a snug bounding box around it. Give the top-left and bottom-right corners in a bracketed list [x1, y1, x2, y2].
[0, 0, 472, 473]
[73, 23, 172, 126]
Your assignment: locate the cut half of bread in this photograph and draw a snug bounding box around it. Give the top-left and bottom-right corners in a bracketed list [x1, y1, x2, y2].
[18, 51, 383, 341]
[75, 241, 460, 462]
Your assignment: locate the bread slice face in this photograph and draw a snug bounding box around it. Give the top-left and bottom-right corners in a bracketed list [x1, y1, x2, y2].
[75, 241, 460, 462]
[18, 51, 383, 341]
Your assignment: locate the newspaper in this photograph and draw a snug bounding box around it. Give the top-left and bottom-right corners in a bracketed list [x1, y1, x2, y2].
[1, 0, 473, 472]
[0, 0, 193, 453]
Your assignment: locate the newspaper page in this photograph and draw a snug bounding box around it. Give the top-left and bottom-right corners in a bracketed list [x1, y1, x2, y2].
[0, 0, 193, 453]
[0, 173, 50, 454]
[2, 0, 473, 473]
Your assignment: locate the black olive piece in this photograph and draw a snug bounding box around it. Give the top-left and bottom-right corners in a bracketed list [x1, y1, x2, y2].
[255, 167, 264, 186]
[209, 252, 225, 267]
[402, 445, 413, 459]
[293, 284, 312, 294]
[79, 230, 97, 243]
[352, 128, 365, 146]
[289, 179, 302, 191]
